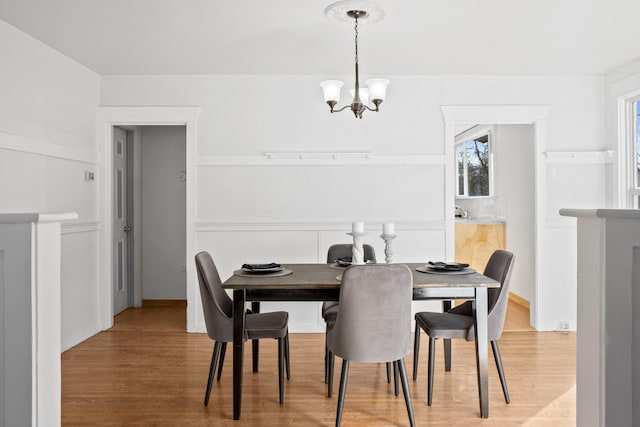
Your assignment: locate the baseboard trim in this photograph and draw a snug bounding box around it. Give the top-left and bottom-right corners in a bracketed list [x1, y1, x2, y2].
[509, 292, 530, 309]
[142, 299, 187, 308]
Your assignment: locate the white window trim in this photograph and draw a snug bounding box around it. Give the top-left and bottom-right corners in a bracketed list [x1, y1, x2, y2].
[617, 90, 640, 208]
[630, 99, 640, 207]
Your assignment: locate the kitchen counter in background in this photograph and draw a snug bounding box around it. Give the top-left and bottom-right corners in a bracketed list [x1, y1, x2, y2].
[455, 221, 506, 271]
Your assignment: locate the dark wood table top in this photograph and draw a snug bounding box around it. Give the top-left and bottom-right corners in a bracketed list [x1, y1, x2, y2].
[222, 263, 499, 291]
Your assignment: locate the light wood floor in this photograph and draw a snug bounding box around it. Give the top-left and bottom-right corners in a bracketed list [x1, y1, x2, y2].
[62, 303, 573, 426]
[503, 298, 536, 332]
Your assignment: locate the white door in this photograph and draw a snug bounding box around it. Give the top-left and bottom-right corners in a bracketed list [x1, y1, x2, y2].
[113, 127, 129, 315]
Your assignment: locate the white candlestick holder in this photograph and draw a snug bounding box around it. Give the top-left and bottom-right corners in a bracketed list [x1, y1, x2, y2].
[380, 233, 397, 263]
[347, 231, 367, 265]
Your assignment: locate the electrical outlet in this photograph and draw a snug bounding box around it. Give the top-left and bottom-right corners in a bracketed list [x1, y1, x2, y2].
[559, 321, 570, 330]
[180, 265, 186, 272]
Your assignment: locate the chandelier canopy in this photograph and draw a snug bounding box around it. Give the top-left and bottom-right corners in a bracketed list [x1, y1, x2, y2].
[320, 1, 389, 119]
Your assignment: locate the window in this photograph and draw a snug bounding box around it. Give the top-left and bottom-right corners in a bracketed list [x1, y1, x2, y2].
[456, 133, 491, 197]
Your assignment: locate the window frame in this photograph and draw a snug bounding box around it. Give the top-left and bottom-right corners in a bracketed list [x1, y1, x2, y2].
[621, 95, 640, 208]
[455, 126, 494, 199]
[631, 99, 640, 208]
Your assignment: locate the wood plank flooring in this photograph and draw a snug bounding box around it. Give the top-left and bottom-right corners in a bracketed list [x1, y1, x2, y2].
[504, 299, 536, 332]
[62, 304, 574, 426]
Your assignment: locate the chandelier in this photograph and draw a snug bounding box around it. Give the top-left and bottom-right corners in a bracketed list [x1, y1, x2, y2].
[320, 1, 389, 119]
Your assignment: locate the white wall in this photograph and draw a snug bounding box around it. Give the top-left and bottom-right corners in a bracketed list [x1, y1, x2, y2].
[495, 124, 535, 302]
[0, 19, 101, 350]
[140, 126, 186, 300]
[101, 73, 606, 332]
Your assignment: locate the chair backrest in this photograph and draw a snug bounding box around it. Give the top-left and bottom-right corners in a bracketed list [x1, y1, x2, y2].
[327, 264, 413, 363]
[195, 251, 234, 342]
[448, 250, 515, 341]
[484, 250, 515, 341]
[326, 243, 377, 263]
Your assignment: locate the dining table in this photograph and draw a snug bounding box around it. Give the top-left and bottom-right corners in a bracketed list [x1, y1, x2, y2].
[221, 262, 499, 420]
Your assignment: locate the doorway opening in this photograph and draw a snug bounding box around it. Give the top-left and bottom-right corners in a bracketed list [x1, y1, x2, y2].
[97, 106, 201, 332]
[453, 124, 536, 331]
[111, 125, 187, 317]
[441, 105, 550, 330]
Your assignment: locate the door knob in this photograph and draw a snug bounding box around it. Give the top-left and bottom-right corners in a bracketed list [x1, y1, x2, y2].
[123, 225, 131, 232]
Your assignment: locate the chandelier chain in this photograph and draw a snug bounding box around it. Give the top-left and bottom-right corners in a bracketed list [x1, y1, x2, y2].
[354, 14, 359, 66]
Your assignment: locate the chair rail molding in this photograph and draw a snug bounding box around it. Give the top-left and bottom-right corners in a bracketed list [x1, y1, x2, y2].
[197, 153, 447, 166]
[194, 219, 446, 232]
[544, 150, 614, 164]
[61, 220, 100, 235]
[0, 128, 98, 164]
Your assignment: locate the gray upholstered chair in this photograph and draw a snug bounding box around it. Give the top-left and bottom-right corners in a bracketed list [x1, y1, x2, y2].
[327, 264, 415, 427]
[322, 243, 377, 318]
[195, 251, 290, 406]
[323, 244, 378, 384]
[412, 249, 515, 406]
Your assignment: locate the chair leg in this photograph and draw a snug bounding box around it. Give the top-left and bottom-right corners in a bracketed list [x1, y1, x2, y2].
[427, 337, 435, 406]
[285, 331, 291, 380]
[325, 334, 329, 384]
[328, 349, 335, 397]
[444, 338, 452, 372]
[204, 341, 220, 406]
[335, 360, 350, 427]
[216, 342, 227, 381]
[251, 302, 260, 373]
[442, 300, 452, 372]
[394, 360, 399, 397]
[324, 325, 330, 384]
[386, 362, 391, 384]
[413, 326, 420, 380]
[491, 340, 510, 404]
[397, 358, 416, 427]
[278, 337, 285, 404]
[252, 339, 259, 373]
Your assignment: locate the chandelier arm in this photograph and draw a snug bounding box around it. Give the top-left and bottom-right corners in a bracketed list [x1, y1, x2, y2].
[362, 105, 380, 112]
[331, 104, 352, 113]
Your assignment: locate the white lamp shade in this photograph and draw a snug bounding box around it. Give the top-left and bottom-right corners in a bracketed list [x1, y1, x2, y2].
[365, 78, 390, 101]
[349, 88, 370, 105]
[320, 80, 344, 103]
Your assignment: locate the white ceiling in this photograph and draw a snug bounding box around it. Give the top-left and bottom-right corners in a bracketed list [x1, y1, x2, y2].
[1, 0, 639, 76]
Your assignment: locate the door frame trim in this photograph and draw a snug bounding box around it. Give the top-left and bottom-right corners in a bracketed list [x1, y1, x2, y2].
[441, 105, 550, 329]
[97, 106, 202, 331]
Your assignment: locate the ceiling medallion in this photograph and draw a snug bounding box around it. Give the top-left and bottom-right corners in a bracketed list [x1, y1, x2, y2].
[324, 0, 386, 24]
